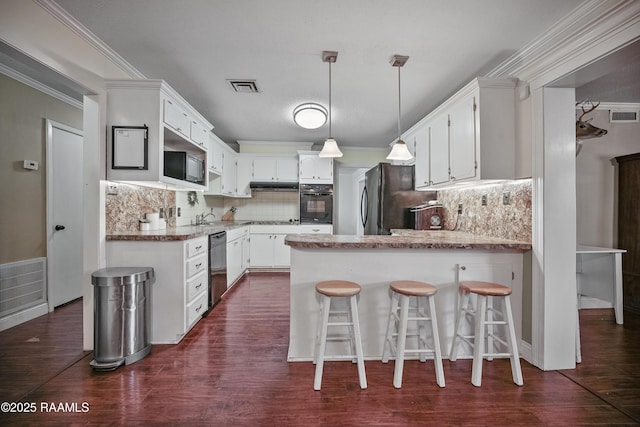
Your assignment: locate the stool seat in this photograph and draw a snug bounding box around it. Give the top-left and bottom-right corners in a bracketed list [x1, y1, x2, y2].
[316, 280, 361, 297]
[461, 281, 512, 296]
[390, 280, 438, 297]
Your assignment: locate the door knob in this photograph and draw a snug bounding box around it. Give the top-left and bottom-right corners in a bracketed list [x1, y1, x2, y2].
[55, 225, 65, 231]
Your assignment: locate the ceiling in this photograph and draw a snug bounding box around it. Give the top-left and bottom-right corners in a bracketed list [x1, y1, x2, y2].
[18, 1, 603, 149]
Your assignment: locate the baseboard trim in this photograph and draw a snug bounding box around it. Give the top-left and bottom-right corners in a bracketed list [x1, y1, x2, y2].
[0, 303, 49, 332]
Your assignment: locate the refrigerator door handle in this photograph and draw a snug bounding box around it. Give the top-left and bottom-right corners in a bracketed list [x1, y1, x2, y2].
[360, 187, 368, 228]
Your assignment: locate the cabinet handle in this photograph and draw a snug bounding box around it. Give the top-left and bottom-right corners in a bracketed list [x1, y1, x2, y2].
[234, 241, 239, 246]
[312, 228, 320, 232]
[460, 265, 466, 270]
[196, 283, 202, 289]
[195, 245, 203, 251]
[196, 262, 202, 268]
[196, 304, 203, 312]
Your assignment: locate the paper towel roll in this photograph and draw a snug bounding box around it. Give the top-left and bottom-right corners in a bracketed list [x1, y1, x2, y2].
[146, 213, 160, 229]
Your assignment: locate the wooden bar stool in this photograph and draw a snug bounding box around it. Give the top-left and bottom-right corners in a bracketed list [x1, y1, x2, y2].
[382, 280, 445, 388]
[449, 281, 523, 387]
[313, 280, 367, 390]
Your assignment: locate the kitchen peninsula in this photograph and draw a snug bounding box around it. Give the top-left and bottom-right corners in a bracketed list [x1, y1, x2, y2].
[285, 231, 532, 362]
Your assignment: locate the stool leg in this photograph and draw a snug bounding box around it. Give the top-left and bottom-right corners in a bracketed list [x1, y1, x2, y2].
[350, 294, 367, 389]
[393, 294, 410, 388]
[418, 296, 427, 363]
[428, 295, 446, 388]
[471, 294, 487, 387]
[486, 296, 494, 361]
[503, 295, 524, 386]
[313, 295, 323, 365]
[382, 292, 399, 363]
[450, 290, 470, 361]
[314, 295, 331, 391]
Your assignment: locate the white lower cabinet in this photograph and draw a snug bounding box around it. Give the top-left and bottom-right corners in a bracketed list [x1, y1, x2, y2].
[250, 225, 299, 268]
[106, 236, 209, 344]
[226, 226, 249, 287]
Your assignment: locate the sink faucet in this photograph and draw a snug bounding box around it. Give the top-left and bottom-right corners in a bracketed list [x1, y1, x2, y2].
[196, 212, 215, 225]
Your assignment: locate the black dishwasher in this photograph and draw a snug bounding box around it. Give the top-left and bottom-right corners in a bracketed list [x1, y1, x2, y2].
[206, 231, 227, 314]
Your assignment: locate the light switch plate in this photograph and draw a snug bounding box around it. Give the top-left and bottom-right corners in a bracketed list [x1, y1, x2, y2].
[503, 191, 511, 205]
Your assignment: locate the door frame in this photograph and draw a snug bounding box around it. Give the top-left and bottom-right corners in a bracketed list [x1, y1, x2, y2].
[45, 119, 84, 311]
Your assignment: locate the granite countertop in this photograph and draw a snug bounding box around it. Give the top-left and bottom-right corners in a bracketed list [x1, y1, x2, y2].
[106, 220, 299, 241]
[284, 230, 532, 251]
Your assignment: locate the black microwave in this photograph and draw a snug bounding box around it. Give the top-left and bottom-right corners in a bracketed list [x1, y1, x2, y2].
[164, 151, 204, 184]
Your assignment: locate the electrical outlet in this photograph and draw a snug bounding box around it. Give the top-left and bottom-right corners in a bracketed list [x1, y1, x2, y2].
[457, 203, 463, 214]
[481, 194, 487, 206]
[106, 183, 118, 195]
[503, 191, 511, 205]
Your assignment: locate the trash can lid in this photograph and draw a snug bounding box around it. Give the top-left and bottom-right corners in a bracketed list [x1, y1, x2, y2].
[91, 267, 155, 286]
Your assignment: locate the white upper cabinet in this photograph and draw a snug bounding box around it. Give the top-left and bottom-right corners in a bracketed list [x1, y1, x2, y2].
[235, 157, 252, 197]
[299, 152, 333, 184]
[251, 156, 298, 182]
[205, 144, 237, 196]
[208, 132, 224, 175]
[411, 77, 516, 189]
[412, 125, 431, 187]
[106, 79, 211, 190]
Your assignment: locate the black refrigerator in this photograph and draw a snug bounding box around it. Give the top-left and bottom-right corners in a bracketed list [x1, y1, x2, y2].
[361, 163, 436, 235]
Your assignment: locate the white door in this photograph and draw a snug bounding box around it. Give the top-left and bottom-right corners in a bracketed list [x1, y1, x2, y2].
[46, 120, 83, 309]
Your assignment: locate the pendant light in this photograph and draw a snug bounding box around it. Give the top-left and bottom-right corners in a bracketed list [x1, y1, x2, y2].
[386, 54, 413, 161]
[318, 50, 343, 158]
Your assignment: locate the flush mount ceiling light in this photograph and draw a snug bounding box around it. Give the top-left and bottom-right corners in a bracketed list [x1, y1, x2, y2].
[318, 50, 343, 158]
[386, 54, 413, 161]
[293, 103, 327, 129]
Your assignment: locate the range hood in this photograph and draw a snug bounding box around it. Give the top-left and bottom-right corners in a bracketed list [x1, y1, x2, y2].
[249, 181, 299, 192]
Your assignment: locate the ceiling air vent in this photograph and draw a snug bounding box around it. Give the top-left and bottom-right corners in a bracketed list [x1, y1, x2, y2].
[228, 80, 259, 93]
[610, 109, 639, 123]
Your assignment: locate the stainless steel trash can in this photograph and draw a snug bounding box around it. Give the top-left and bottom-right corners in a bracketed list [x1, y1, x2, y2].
[90, 267, 155, 370]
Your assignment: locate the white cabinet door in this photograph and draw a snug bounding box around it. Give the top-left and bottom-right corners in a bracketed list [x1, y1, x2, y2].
[273, 234, 291, 267]
[413, 125, 431, 188]
[430, 113, 450, 186]
[208, 134, 224, 174]
[236, 157, 252, 197]
[252, 158, 277, 181]
[190, 119, 208, 148]
[449, 92, 477, 182]
[242, 233, 250, 271]
[250, 234, 274, 267]
[227, 237, 243, 287]
[163, 99, 190, 138]
[223, 151, 236, 196]
[277, 158, 299, 181]
[298, 224, 333, 234]
[299, 154, 333, 184]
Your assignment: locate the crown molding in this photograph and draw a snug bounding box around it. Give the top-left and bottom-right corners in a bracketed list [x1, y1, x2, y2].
[34, 0, 145, 79]
[576, 101, 640, 110]
[487, 0, 640, 83]
[0, 62, 82, 109]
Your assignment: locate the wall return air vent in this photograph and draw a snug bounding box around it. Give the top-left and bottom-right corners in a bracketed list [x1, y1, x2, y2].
[610, 109, 639, 123]
[228, 80, 259, 93]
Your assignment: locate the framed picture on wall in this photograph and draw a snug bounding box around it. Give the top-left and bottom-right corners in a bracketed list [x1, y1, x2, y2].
[112, 125, 148, 170]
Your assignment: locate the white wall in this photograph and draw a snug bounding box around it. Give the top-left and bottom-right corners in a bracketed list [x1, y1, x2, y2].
[576, 108, 640, 247]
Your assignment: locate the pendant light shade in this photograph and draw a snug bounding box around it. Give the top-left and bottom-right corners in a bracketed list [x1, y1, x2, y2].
[386, 54, 413, 161]
[318, 50, 343, 158]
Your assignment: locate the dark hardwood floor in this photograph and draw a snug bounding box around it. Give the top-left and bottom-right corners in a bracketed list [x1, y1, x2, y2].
[1, 272, 639, 425]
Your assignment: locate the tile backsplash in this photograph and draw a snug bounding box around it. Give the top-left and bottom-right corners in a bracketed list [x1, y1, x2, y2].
[437, 178, 532, 242]
[217, 191, 299, 222]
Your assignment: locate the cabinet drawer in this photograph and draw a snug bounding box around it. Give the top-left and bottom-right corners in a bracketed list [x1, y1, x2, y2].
[187, 270, 208, 302]
[186, 292, 207, 327]
[298, 224, 333, 234]
[186, 253, 207, 278]
[186, 237, 207, 258]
